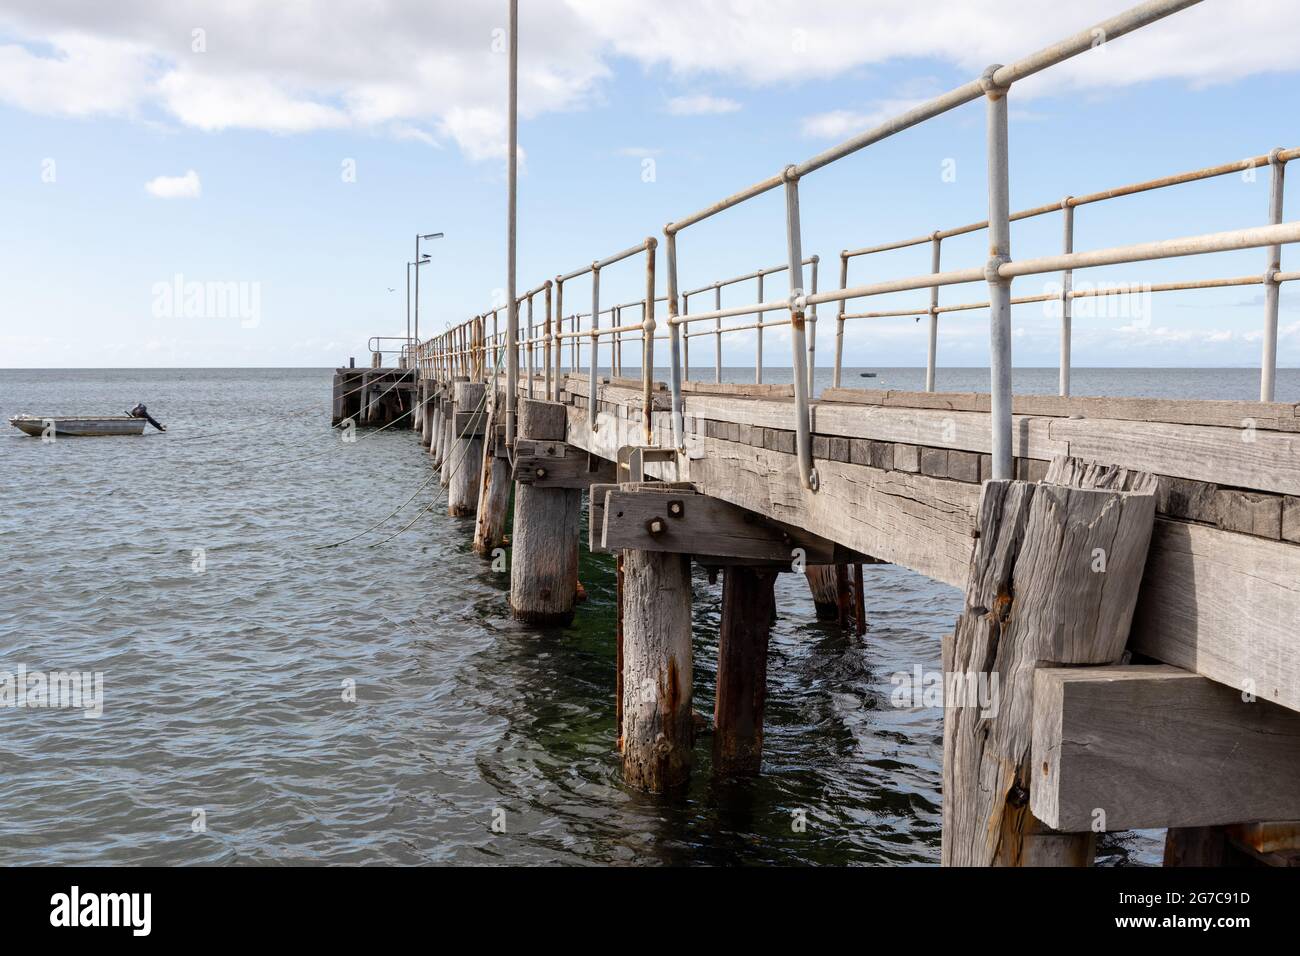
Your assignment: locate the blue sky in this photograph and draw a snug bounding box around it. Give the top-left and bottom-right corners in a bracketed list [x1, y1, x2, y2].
[1, 0, 1297, 368]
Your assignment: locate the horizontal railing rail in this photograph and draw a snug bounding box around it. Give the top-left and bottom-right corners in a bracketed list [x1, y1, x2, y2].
[836, 145, 1300, 395]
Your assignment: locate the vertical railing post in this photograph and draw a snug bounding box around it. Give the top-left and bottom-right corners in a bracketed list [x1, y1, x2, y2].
[642, 238, 658, 446]
[927, 234, 942, 392]
[665, 228, 685, 450]
[713, 282, 722, 384]
[681, 292, 690, 380]
[755, 269, 765, 384]
[544, 281, 553, 400]
[1060, 199, 1075, 397]
[589, 263, 600, 431]
[1261, 147, 1286, 402]
[833, 252, 848, 388]
[983, 65, 1014, 481]
[526, 292, 535, 398]
[504, 0, 519, 446]
[807, 255, 819, 389]
[614, 305, 622, 377]
[783, 166, 816, 492]
[553, 279, 563, 398]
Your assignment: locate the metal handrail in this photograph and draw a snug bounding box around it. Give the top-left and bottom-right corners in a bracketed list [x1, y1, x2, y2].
[415, 0, 1300, 495]
[836, 145, 1300, 395]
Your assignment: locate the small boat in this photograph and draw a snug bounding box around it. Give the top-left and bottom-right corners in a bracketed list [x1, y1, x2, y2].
[9, 415, 147, 437]
[9, 404, 166, 438]
[859, 372, 878, 378]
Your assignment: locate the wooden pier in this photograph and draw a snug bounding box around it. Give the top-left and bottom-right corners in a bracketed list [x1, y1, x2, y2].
[341, 0, 1300, 867]
[331, 365, 416, 428]
[329, 362, 1300, 866]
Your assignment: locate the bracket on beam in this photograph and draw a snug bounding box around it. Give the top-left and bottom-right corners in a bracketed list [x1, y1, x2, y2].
[616, 445, 680, 483]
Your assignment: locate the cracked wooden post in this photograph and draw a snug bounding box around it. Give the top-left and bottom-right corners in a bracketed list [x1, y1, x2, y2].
[439, 377, 466, 488]
[804, 564, 839, 620]
[714, 565, 776, 775]
[448, 381, 485, 517]
[621, 547, 693, 791]
[509, 399, 580, 624]
[942, 463, 1156, 867]
[420, 381, 435, 450]
[429, 384, 444, 463]
[473, 389, 512, 556]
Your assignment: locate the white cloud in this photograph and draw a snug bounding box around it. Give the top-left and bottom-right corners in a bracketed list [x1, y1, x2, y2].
[801, 95, 931, 139]
[0, 33, 153, 117]
[0, 1, 1297, 163]
[145, 169, 201, 199]
[665, 94, 740, 115]
[573, 0, 1300, 93]
[158, 71, 350, 133]
[438, 106, 526, 165]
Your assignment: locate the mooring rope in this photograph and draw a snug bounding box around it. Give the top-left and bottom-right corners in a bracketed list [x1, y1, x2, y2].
[166, 368, 416, 444]
[245, 380, 446, 469]
[316, 354, 503, 548]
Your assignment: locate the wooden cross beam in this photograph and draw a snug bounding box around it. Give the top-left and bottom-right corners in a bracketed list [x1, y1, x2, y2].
[1032, 665, 1300, 832]
[600, 486, 864, 566]
[453, 409, 487, 436]
[512, 440, 617, 490]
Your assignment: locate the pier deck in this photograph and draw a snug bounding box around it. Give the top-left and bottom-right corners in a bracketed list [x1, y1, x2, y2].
[349, 0, 1300, 867]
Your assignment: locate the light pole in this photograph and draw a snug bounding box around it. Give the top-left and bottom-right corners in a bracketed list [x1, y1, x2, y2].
[407, 257, 431, 368]
[414, 232, 444, 348]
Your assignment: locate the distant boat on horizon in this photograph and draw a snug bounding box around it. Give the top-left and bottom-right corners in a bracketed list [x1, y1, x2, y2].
[859, 372, 877, 378]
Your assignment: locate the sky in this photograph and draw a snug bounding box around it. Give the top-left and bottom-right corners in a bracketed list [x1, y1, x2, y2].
[1, 0, 1298, 369]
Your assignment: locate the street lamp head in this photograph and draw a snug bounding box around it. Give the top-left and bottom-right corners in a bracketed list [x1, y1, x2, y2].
[421, 232, 444, 240]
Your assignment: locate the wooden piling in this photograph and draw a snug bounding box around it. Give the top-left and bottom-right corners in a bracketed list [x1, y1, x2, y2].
[713, 565, 776, 775]
[448, 382, 486, 517]
[804, 564, 839, 620]
[429, 387, 444, 461]
[438, 397, 454, 487]
[942, 471, 1156, 866]
[508, 399, 580, 625]
[420, 382, 435, 449]
[473, 390, 512, 556]
[621, 548, 694, 791]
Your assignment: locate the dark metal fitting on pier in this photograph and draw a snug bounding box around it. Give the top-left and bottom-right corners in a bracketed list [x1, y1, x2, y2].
[645, 516, 666, 536]
[807, 468, 819, 492]
[667, 500, 684, 518]
[534, 467, 547, 479]
[980, 63, 1008, 96]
